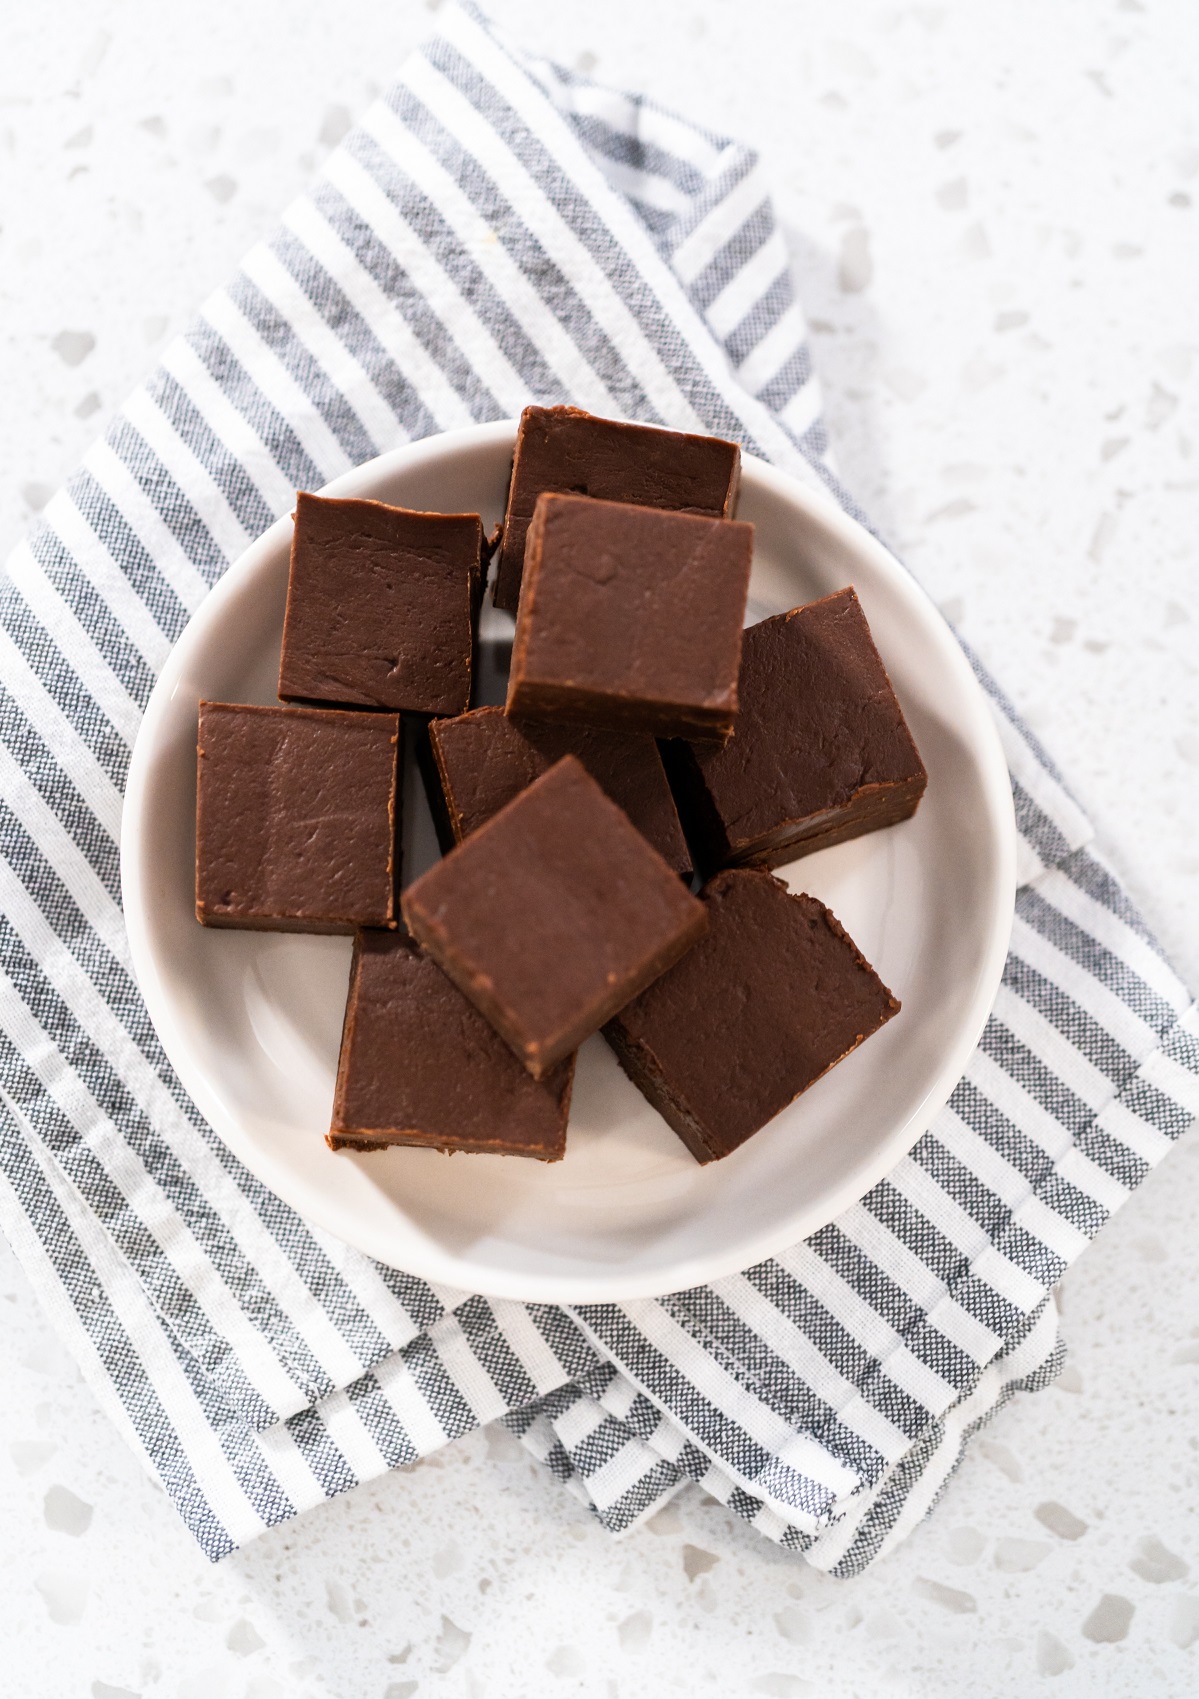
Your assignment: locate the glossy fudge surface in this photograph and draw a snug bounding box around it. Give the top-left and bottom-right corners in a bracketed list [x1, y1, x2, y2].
[665, 587, 928, 872]
[401, 756, 707, 1078]
[427, 706, 691, 878]
[278, 491, 483, 716]
[605, 868, 900, 1163]
[195, 701, 399, 933]
[506, 494, 752, 741]
[328, 931, 573, 1158]
[493, 404, 741, 612]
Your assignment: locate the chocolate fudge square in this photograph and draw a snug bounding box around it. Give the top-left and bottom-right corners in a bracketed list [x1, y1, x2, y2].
[328, 931, 574, 1158]
[195, 701, 399, 933]
[605, 868, 900, 1163]
[664, 587, 928, 873]
[506, 494, 752, 741]
[426, 706, 691, 878]
[401, 756, 707, 1078]
[493, 405, 741, 612]
[278, 490, 485, 716]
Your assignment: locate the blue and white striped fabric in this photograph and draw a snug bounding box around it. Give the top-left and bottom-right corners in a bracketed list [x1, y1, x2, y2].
[1, 2, 1196, 1577]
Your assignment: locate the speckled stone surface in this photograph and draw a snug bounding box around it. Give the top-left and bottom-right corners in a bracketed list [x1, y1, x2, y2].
[2, 1, 1198, 1693]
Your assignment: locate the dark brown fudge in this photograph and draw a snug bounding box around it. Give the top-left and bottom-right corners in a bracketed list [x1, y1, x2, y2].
[663, 587, 928, 873]
[195, 701, 399, 933]
[278, 490, 485, 716]
[401, 755, 707, 1077]
[506, 494, 752, 741]
[426, 706, 691, 878]
[605, 868, 900, 1163]
[493, 405, 741, 612]
[328, 931, 573, 1158]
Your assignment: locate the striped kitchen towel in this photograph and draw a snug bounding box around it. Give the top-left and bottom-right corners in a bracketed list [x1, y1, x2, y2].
[1, 1, 1196, 1577]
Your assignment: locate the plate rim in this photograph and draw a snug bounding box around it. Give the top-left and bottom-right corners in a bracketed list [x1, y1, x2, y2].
[120, 420, 1017, 1301]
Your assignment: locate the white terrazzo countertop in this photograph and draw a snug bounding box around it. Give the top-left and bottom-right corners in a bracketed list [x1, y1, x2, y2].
[2, 1, 1198, 1694]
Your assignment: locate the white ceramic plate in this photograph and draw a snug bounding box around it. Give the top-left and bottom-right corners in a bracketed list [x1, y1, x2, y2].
[121, 420, 1015, 1302]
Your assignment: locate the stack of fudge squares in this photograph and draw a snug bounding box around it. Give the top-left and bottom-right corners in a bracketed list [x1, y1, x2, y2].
[195, 407, 928, 1167]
